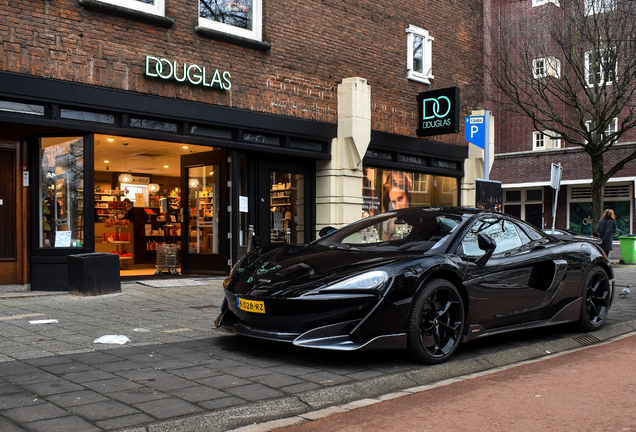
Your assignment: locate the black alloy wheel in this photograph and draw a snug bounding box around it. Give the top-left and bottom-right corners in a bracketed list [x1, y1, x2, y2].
[407, 279, 465, 364]
[579, 265, 612, 331]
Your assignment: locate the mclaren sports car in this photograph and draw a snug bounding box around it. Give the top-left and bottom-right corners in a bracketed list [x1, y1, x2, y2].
[216, 207, 614, 364]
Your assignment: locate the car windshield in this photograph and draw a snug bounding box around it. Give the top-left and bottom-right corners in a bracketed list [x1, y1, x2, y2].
[314, 211, 462, 252]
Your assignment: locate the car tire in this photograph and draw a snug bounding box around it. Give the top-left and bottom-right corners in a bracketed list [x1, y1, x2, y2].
[578, 265, 612, 332]
[407, 279, 465, 364]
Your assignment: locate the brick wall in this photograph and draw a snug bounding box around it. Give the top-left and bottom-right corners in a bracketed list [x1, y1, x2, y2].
[0, 0, 483, 143]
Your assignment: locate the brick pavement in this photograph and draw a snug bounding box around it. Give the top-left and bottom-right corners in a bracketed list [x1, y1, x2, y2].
[0, 268, 634, 432]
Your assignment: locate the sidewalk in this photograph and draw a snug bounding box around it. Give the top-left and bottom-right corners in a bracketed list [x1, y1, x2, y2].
[0, 269, 634, 432]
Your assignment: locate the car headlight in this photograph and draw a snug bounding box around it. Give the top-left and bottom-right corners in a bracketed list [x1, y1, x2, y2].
[322, 270, 389, 292]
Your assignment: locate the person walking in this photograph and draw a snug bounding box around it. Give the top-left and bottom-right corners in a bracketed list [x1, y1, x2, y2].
[597, 208, 617, 256]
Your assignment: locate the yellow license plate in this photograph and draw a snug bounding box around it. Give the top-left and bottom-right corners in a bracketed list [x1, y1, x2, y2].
[236, 297, 266, 314]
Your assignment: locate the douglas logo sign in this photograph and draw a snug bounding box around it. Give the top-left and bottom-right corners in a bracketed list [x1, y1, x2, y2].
[145, 56, 232, 91]
[417, 87, 460, 136]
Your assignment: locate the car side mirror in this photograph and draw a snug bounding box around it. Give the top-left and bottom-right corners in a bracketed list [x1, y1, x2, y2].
[476, 234, 496, 267]
[478, 234, 496, 251]
[319, 226, 337, 237]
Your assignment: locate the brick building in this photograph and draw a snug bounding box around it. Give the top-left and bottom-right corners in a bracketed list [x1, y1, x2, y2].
[0, 0, 484, 290]
[485, 0, 636, 249]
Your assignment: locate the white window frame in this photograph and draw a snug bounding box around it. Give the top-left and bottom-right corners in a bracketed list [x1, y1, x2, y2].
[533, 131, 545, 150]
[198, 0, 263, 42]
[406, 25, 434, 85]
[533, 130, 561, 150]
[94, 0, 165, 16]
[585, 49, 617, 87]
[532, 0, 560, 7]
[585, 117, 618, 144]
[533, 57, 561, 79]
[585, 0, 616, 15]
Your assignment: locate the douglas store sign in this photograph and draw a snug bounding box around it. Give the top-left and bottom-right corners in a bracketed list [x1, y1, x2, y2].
[145, 56, 232, 90]
[417, 86, 460, 136]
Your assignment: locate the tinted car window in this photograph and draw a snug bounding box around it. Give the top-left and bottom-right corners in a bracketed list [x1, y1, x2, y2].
[316, 211, 462, 252]
[461, 218, 524, 256]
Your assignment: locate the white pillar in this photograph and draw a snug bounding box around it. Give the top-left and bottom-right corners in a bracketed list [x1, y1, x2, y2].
[316, 77, 371, 233]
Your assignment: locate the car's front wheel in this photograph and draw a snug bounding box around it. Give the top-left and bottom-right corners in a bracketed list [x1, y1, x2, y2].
[407, 279, 465, 364]
[579, 265, 612, 332]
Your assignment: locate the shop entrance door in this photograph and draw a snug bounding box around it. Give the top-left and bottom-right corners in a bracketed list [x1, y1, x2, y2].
[180, 149, 229, 274]
[258, 160, 312, 246]
[525, 203, 543, 229]
[0, 143, 24, 284]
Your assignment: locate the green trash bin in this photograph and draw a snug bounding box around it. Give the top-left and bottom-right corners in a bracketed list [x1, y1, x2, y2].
[618, 236, 636, 264]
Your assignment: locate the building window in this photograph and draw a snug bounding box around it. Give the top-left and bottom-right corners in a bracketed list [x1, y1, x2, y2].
[585, 0, 616, 14]
[199, 0, 262, 42]
[533, 131, 545, 150]
[533, 130, 561, 150]
[406, 25, 434, 84]
[92, 0, 165, 16]
[585, 49, 616, 86]
[533, 57, 561, 79]
[585, 118, 618, 144]
[532, 0, 559, 6]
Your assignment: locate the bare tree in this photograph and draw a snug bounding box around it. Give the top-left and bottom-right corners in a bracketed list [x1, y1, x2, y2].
[486, 0, 636, 231]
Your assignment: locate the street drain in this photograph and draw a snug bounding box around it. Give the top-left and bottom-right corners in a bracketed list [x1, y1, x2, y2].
[573, 334, 601, 346]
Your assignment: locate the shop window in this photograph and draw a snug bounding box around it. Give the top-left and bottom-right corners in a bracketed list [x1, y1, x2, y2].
[526, 189, 543, 202]
[60, 108, 115, 124]
[188, 165, 220, 254]
[289, 139, 324, 152]
[190, 125, 233, 139]
[585, 118, 618, 144]
[129, 117, 178, 132]
[569, 184, 630, 237]
[0, 100, 44, 116]
[532, 0, 559, 6]
[361, 168, 458, 218]
[365, 150, 392, 161]
[398, 154, 424, 165]
[198, 0, 262, 42]
[40, 137, 85, 248]
[88, 0, 165, 16]
[242, 133, 280, 145]
[406, 25, 434, 84]
[432, 159, 458, 169]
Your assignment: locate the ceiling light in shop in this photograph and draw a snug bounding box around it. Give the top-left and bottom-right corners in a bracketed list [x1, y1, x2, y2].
[108, 138, 114, 142]
[118, 173, 133, 183]
[183, 146, 188, 149]
[164, 165, 169, 168]
[104, 160, 109, 163]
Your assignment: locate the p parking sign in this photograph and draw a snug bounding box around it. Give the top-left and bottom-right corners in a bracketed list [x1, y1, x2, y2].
[465, 116, 485, 149]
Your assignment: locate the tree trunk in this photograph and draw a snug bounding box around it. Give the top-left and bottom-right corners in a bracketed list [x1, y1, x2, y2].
[590, 153, 605, 234]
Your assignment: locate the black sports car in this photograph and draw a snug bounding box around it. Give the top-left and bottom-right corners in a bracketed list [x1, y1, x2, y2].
[216, 207, 614, 364]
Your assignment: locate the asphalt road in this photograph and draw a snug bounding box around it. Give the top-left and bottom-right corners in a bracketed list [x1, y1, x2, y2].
[0, 266, 635, 431]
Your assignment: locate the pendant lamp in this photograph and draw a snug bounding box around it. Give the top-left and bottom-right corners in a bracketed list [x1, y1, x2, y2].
[118, 143, 133, 184]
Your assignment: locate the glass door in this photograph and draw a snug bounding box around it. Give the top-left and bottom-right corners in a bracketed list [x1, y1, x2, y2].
[258, 160, 312, 246]
[180, 149, 229, 274]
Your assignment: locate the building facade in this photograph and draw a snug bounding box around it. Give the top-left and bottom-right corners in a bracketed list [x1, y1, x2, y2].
[485, 0, 636, 250]
[0, 0, 484, 290]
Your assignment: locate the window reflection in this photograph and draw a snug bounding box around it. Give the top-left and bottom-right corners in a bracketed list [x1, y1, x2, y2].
[199, 0, 253, 30]
[40, 137, 85, 248]
[188, 165, 219, 253]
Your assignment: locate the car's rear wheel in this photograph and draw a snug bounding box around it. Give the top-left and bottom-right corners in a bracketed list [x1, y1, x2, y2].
[407, 279, 464, 364]
[579, 265, 611, 332]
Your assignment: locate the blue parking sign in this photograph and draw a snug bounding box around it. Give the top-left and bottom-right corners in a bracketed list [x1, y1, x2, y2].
[465, 116, 485, 149]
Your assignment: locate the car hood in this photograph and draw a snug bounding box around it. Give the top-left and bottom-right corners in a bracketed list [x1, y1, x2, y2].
[225, 244, 420, 298]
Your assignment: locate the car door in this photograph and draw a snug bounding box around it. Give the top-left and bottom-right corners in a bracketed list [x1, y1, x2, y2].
[459, 216, 566, 330]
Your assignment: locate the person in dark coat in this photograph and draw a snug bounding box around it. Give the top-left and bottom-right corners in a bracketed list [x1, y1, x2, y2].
[597, 208, 617, 256]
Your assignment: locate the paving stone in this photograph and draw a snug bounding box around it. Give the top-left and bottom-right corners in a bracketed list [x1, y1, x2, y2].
[64, 351, 122, 365]
[298, 371, 353, 386]
[68, 400, 141, 421]
[0, 362, 40, 376]
[21, 379, 85, 396]
[167, 385, 228, 402]
[94, 412, 156, 430]
[166, 365, 220, 380]
[278, 382, 323, 394]
[3, 371, 59, 386]
[251, 372, 305, 388]
[268, 364, 321, 376]
[21, 356, 74, 368]
[95, 360, 146, 372]
[114, 367, 173, 381]
[81, 377, 142, 393]
[0, 392, 46, 410]
[139, 375, 196, 391]
[222, 383, 286, 402]
[107, 387, 171, 405]
[196, 374, 251, 389]
[21, 415, 101, 432]
[0, 416, 28, 432]
[2, 403, 71, 423]
[44, 390, 109, 407]
[220, 365, 271, 378]
[133, 397, 204, 419]
[41, 362, 94, 375]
